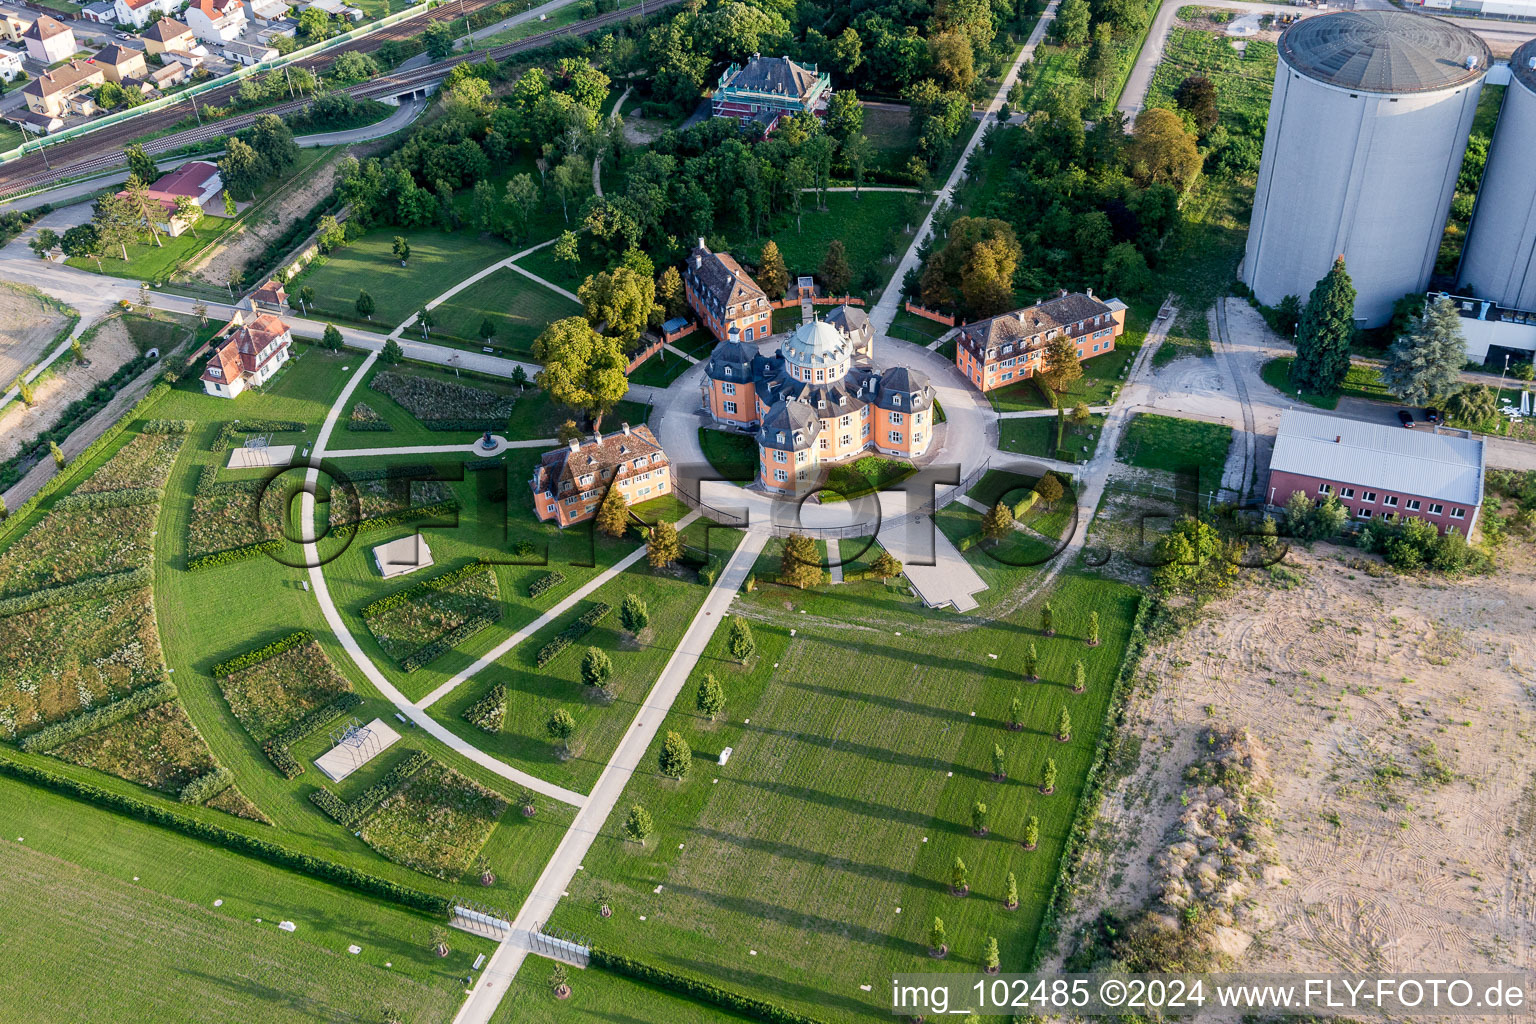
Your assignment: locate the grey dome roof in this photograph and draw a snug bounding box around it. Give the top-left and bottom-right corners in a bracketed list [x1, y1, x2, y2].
[1279, 11, 1488, 94]
[1514, 38, 1536, 94]
[878, 366, 930, 394]
[782, 318, 850, 368]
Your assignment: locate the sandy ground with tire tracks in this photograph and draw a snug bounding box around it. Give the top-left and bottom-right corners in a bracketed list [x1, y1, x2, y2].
[1060, 543, 1536, 982]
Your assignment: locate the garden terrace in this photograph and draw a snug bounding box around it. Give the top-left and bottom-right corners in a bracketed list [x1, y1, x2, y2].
[546, 570, 1141, 1022]
[216, 637, 354, 745]
[0, 499, 161, 598]
[46, 699, 226, 802]
[357, 758, 509, 881]
[361, 563, 502, 670]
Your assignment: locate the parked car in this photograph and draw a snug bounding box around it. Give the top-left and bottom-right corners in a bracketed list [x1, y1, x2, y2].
[1425, 407, 1442, 424]
[1397, 410, 1415, 428]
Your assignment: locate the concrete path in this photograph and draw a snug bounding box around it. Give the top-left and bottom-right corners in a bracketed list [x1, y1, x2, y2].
[390, 237, 560, 340]
[300, 351, 588, 808]
[451, 529, 769, 1024]
[998, 405, 1111, 420]
[662, 343, 699, 364]
[868, 0, 1059, 338]
[417, 514, 700, 710]
[926, 326, 960, 351]
[507, 260, 580, 304]
[324, 438, 555, 458]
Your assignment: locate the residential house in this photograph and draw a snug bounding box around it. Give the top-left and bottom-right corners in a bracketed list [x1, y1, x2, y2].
[140, 16, 197, 55]
[530, 424, 671, 527]
[0, 44, 22, 82]
[683, 239, 772, 343]
[148, 60, 187, 88]
[185, 0, 246, 43]
[701, 318, 935, 493]
[113, 0, 182, 30]
[22, 13, 74, 64]
[712, 54, 831, 134]
[3, 108, 64, 134]
[0, 8, 31, 44]
[1267, 409, 1486, 536]
[954, 290, 1127, 394]
[201, 312, 294, 398]
[251, 278, 287, 310]
[299, 0, 362, 21]
[90, 42, 147, 82]
[221, 38, 276, 64]
[247, 0, 290, 24]
[117, 161, 223, 236]
[81, 2, 119, 23]
[23, 60, 104, 117]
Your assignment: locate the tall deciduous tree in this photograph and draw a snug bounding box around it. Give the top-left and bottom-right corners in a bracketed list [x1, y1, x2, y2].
[1292, 256, 1356, 394]
[595, 485, 629, 538]
[1126, 108, 1203, 191]
[92, 191, 139, 261]
[533, 317, 629, 428]
[656, 265, 686, 319]
[779, 533, 824, 588]
[1382, 295, 1465, 406]
[1040, 331, 1084, 395]
[870, 549, 903, 581]
[579, 267, 657, 353]
[1055, 0, 1091, 45]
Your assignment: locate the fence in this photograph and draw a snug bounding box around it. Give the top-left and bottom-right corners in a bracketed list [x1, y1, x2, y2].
[530, 921, 590, 966]
[624, 337, 666, 374]
[769, 295, 868, 310]
[904, 301, 957, 327]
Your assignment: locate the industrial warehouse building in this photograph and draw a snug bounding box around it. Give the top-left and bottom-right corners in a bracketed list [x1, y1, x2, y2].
[1458, 39, 1536, 311]
[1243, 11, 1489, 326]
[1267, 410, 1485, 535]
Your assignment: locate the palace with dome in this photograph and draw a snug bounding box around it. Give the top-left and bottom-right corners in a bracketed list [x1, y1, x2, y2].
[701, 312, 936, 493]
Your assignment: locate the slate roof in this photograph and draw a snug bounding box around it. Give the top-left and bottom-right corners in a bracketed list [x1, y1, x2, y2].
[724, 54, 821, 99]
[143, 18, 192, 43]
[687, 242, 767, 313]
[533, 424, 668, 497]
[823, 303, 869, 337]
[1270, 409, 1485, 505]
[963, 293, 1117, 349]
[759, 401, 822, 452]
[1279, 11, 1488, 94]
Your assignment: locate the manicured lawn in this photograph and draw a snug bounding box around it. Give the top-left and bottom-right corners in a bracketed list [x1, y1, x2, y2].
[968, 469, 1041, 508]
[295, 228, 510, 330]
[515, 233, 610, 291]
[0, 775, 488, 1023]
[999, 413, 1104, 462]
[628, 348, 695, 388]
[985, 344, 1135, 413]
[697, 427, 759, 484]
[1116, 413, 1233, 492]
[863, 101, 922, 177]
[771, 305, 804, 334]
[887, 308, 950, 347]
[727, 191, 921, 301]
[67, 214, 236, 284]
[544, 570, 1142, 1023]
[494, 963, 761, 1023]
[330, 361, 555, 451]
[428, 267, 583, 360]
[1258, 356, 1389, 410]
[820, 455, 917, 502]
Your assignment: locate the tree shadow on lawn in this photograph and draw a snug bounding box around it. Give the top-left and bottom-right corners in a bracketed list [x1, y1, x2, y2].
[732, 777, 972, 835]
[740, 723, 996, 783]
[664, 956, 882, 1017]
[780, 678, 998, 729]
[687, 826, 950, 896]
[657, 882, 932, 959]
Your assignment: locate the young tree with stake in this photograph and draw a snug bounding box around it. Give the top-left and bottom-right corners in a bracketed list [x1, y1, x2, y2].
[1023, 642, 1039, 681]
[1072, 660, 1086, 693]
[1004, 871, 1019, 909]
[1041, 601, 1054, 635]
[696, 673, 725, 721]
[929, 917, 948, 957]
[623, 804, 653, 845]
[658, 730, 691, 779]
[1023, 815, 1040, 849]
[991, 744, 1007, 781]
[951, 856, 969, 896]
[1087, 610, 1100, 646]
[728, 617, 755, 663]
[546, 708, 575, 757]
[971, 802, 988, 836]
[1007, 692, 1024, 731]
[1041, 758, 1057, 794]
[1056, 706, 1072, 742]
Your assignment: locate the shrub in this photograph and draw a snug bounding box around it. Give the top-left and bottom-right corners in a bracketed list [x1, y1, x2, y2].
[399, 611, 501, 673]
[51, 487, 160, 512]
[260, 692, 364, 778]
[620, 593, 649, 633]
[528, 571, 567, 598]
[0, 566, 150, 618]
[535, 602, 612, 667]
[179, 766, 234, 805]
[588, 949, 824, 1024]
[18, 681, 177, 752]
[463, 683, 507, 732]
[186, 540, 284, 572]
[347, 401, 393, 431]
[211, 630, 313, 677]
[308, 749, 430, 828]
[140, 419, 194, 434]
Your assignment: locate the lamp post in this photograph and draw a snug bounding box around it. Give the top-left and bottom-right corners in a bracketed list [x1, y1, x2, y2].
[1498, 352, 1511, 434]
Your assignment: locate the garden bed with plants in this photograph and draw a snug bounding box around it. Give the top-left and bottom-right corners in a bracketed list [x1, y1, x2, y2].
[185, 472, 280, 560]
[0, 500, 160, 598]
[361, 564, 502, 668]
[75, 432, 186, 494]
[46, 699, 222, 798]
[358, 759, 508, 880]
[217, 637, 355, 744]
[330, 477, 456, 528]
[369, 372, 518, 430]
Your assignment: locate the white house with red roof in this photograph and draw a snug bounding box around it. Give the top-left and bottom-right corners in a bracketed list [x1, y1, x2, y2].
[201, 312, 294, 398]
[113, 0, 182, 30]
[185, 0, 245, 43]
[116, 160, 223, 237]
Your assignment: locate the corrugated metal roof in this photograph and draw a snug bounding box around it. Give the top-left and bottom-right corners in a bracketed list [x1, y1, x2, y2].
[1280, 11, 1488, 94]
[1270, 409, 1484, 504]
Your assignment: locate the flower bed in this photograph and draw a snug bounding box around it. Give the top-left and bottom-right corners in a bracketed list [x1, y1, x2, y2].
[463, 682, 506, 732]
[330, 478, 455, 528]
[217, 638, 353, 744]
[362, 565, 501, 665]
[186, 473, 282, 560]
[358, 759, 508, 880]
[75, 433, 185, 494]
[0, 588, 166, 740]
[347, 402, 392, 431]
[369, 372, 516, 430]
[0, 501, 160, 598]
[46, 699, 221, 797]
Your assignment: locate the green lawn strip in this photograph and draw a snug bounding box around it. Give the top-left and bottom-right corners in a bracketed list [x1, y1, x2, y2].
[426, 560, 720, 795]
[820, 455, 918, 503]
[697, 428, 759, 485]
[0, 777, 488, 1024]
[543, 571, 1140, 1023]
[146, 368, 576, 906]
[295, 227, 511, 330]
[998, 414, 1105, 462]
[1116, 413, 1234, 493]
[66, 214, 237, 283]
[428, 266, 583, 361]
[493, 961, 763, 1023]
[1258, 356, 1389, 410]
[967, 469, 1041, 509]
[985, 342, 1136, 414]
[750, 535, 831, 581]
[771, 305, 803, 334]
[934, 501, 1053, 601]
[887, 308, 950, 347]
[628, 350, 695, 388]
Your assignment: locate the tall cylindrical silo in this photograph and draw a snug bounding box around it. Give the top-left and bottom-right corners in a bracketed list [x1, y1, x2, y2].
[1242, 11, 1489, 327]
[1458, 39, 1536, 310]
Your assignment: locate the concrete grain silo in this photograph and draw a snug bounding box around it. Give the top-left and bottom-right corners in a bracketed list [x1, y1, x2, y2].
[1458, 39, 1536, 310]
[1242, 11, 1489, 326]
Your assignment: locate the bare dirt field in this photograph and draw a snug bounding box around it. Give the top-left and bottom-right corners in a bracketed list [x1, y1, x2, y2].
[0, 283, 71, 390]
[188, 155, 340, 290]
[1061, 543, 1536, 980]
[0, 317, 139, 461]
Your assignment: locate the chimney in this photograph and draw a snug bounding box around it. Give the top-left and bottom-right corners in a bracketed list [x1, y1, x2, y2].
[621, 422, 631, 436]
[1059, 288, 1067, 298]
[567, 438, 580, 453]
[592, 429, 602, 445]
[727, 326, 740, 344]
[248, 296, 258, 313]
[1086, 287, 1093, 298]
[1335, 436, 1341, 444]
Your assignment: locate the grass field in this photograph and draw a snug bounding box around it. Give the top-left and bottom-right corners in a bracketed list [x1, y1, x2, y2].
[543, 569, 1140, 1022]
[67, 214, 236, 284]
[428, 267, 583, 360]
[1258, 356, 1389, 410]
[999, 413, 1104, 462]
[887, 308, 950, 347]
[986, 345, 1134, 413]
[1116, 413, 1233, 491]
[697, 428, 759, 484]
[1145, 27, 1276, 133]
[295, 228, 510, 330]
[726, 191, 920, 301]
[0, 776, 486, 1023]
[494, 963, 761, 1023]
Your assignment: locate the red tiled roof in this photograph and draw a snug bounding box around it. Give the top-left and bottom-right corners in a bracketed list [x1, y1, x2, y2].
[533, 425, 668, 498]
[149, 160, 219, 198]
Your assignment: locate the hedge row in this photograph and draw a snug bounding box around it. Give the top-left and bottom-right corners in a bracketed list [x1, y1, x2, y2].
[0, 382, 172, 549]
[527, 571, 566, 598]
[0, 756, 453, 917]
[588, 949, 827, 1024]
[140, 419, 194, 434]
[261, 692, 364, 779]
[534, 602, 612, 668]
[52, 487, 160, 512]
[18, 681, 177, 752]
[308, 749, 429, 829]
[0, 566, 151, 618]
[210, 630, 313, 677]
[346, 419, 394, 432]
[399, 610, 501, 673]
[331, 500, 459, 540]
[360, 561, 491, 618]
[210, 419, 307, 453]
[186, 539, 284, 573]
[463, 683, 506, 733]
[337, 463, 435, 484]
[421, 418, 506, 431]
[179, 766, 234, 805]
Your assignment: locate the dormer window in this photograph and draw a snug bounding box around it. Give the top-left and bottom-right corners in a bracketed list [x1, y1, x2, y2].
[725, 366, 733, 377]
[893, 394, 902, 407]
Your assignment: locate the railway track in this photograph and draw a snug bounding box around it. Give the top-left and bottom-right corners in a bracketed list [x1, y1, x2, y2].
[0, 0, 655, 197]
